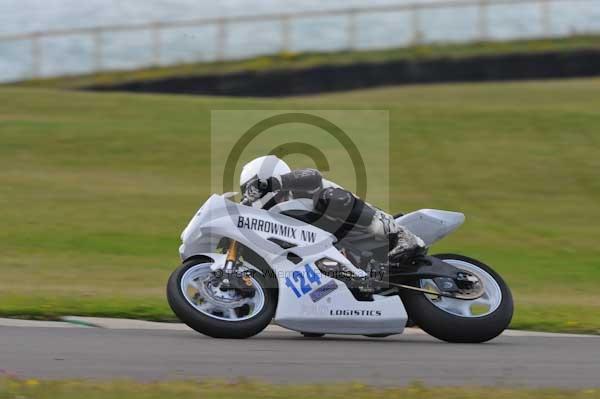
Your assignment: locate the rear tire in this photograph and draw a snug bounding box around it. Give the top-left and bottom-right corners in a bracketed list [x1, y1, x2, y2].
[167, 258, 277, 339]
[400, 254, 513, 343]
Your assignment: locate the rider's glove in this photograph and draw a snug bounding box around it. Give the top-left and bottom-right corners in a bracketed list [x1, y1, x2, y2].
[243, 177, 282, 203]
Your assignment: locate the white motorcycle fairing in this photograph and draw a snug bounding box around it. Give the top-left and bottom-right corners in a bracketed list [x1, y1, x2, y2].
[179, 194, 464, 336]
[395, 209, 465, 247]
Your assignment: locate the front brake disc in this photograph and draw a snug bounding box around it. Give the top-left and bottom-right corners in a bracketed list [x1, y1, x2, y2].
[197, 279, 249, 308]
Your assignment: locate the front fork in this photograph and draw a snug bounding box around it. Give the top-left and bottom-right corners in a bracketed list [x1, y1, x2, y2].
[221, 198, 254, 288]
[221, 239, 253, 288]
[224, 239, 239, 274]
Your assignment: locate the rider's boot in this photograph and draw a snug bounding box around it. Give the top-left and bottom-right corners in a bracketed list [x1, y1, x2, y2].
[367, 210, 427, 265]
[388, 231, 427, 265]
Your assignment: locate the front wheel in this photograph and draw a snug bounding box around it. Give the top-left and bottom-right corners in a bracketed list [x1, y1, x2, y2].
[400, 254, 513, 343]
[167, 257, 276, 339]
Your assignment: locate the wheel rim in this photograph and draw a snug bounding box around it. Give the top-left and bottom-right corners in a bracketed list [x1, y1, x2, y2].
[180, 263, 266, 322]
[420, 258, 502, 318]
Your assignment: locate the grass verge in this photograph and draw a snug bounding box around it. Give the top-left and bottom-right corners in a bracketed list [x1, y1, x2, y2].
[1, 379, 599, 399]
[1, 78, 599, 333]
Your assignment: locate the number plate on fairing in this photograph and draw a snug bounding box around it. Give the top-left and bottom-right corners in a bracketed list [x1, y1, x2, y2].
[284, 264, 323, 299]
[309, 280, 338, 303]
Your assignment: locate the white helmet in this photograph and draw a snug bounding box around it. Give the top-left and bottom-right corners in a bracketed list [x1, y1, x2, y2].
[240, 155, 291, 207]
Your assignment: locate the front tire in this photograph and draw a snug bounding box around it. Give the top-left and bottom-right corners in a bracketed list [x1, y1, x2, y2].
[167, 258, 276, 339]
[400, 254, 513, 343]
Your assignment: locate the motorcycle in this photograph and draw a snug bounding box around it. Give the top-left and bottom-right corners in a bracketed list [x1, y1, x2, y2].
[167, 193, 513, 343]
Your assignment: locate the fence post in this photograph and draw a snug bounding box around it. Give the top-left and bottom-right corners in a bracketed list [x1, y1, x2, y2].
[92, 29, 103, 71]
[477, 0, 488, 41]
[216, 18, 227, 61]
[281, 14, 291, 53]
[540, 0, 551, 37]
[410, 5, 422, 45]
[31, 32, 42, 78]
[347, 9, 358, 51]
[151, 22, 162, 65]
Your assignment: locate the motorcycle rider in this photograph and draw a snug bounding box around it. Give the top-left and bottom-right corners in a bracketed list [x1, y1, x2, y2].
[239, 155, 426, 264]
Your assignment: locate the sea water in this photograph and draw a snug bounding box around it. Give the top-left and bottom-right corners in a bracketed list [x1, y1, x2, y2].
[0, 0, 599, 81]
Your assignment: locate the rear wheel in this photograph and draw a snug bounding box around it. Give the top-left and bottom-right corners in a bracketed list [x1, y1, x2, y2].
[167, 257, 276, 339]
[400, 254, 513, 343]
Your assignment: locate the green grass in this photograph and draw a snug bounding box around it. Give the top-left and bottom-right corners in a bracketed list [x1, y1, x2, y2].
[1, 77, 600, 333]
[9, 35, 600, 89]
[1, 379, 599, 399]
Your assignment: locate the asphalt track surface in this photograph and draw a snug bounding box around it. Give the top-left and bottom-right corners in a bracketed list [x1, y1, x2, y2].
[1, 323, 599, 387]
